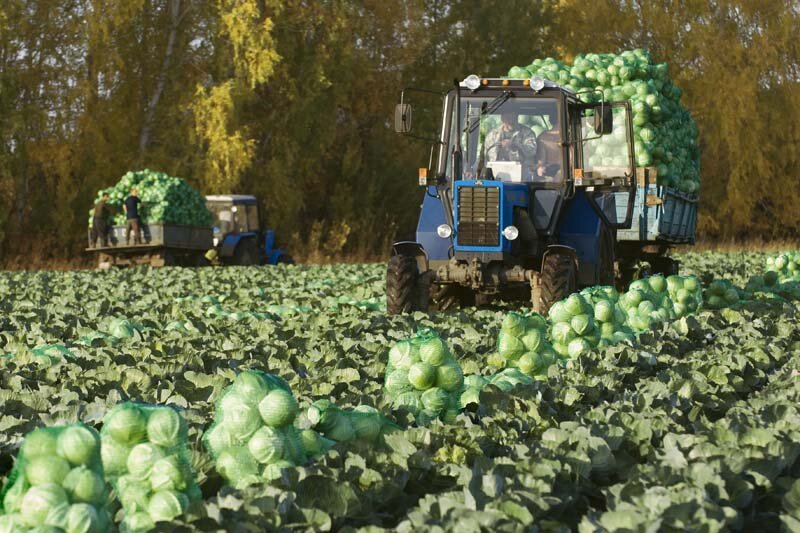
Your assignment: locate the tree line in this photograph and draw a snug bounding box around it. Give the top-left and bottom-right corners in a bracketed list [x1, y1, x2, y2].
[0, 0, 798, 265]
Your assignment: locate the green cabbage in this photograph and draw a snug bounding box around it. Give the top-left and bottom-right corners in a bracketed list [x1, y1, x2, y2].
[215, 448, 259, 483]
[408, 362, 436, 390]
[149, 456, 190, 492]
[497, 332, 525, 359]
[257, 389, 299, 427]
[62, 466, 106, 505]
[104, 405, 148, 445]
[421, 387, 450, 412]
[100, 434, 132, 476]
[126, 443, 165, 480]
[435, 363, 464, 392]
[384, 369, 412, 394]
[56, 426, 100, 467]
[146, 407, 186, 449]
[25, 456, 71, 487]
[219, 394, 262, 440]
[117, 475, 151, 513]
[147, 490, 188, 523]
[19, 484, 68, 527]
[247, 426, 286, 464]
[419, 336, 447, 365]
[65, 503, 100, 533]
[21, 429, 58, 459]
[231, 371, 271, 405]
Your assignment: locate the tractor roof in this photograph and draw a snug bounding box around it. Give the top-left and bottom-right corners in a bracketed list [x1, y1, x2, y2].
[205, 195, 257, 204]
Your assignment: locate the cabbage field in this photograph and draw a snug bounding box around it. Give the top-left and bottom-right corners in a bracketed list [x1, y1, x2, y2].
[3, 253, 800, 531]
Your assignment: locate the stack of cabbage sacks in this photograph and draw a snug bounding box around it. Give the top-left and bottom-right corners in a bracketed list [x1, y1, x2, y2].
[703, 279, 741, 309]
[487, 312, 557, 378]
[579, 286, 635, 345]
[306, 401, 398, 445]
[549, 293, 601, 359]
[100, 403, 200, 532]
[507, 49, 699, 194]
[203, 370, 319, 487]
[384, 329, 464, 424]
[89, 169, 212, 227]
[665, 275, 703, 317]
[0, 424, 111, 532]
[619, 275, 675, 332]
[766, 252, 800, 282]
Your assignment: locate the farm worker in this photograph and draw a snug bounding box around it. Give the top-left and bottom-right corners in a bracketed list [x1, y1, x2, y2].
[91, 193, 111, 247]
[124, 188, 142, 245]
[485, 111, 537, 168]
[535, 109, 562, 179]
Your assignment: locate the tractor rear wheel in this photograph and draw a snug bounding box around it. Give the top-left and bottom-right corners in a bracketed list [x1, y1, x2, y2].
[538, 252, 577, 315]
[386, 255, 419, 314]
[233, 239, 259, 266]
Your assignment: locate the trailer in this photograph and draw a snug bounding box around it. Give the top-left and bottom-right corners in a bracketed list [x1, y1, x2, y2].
[87, 223, 212, 268]
[615, 167, 698, 284]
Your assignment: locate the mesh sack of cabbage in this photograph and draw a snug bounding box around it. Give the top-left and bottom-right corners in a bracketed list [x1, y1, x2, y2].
[100, 402, 200, 532]
[703, 279, 741, 309]
[766, 252, 800, 283]
[507, 49, 700, 194]
[384, 329, 465, 424]
[0, 423, 112, 532]
[579, 286, 635, 345]
[203, 370, 324, 488]
[89, 169, 212, 228]
[548, 293, 602, 359]
[486, 312, 558, 378]
[306, 401, 399, 444]
[619, 275, 676, 332]
[665, 275, 703, 317]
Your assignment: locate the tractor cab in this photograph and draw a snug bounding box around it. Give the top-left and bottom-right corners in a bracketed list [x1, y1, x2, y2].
[205, 195, 291, 266]
[388, 75, 637, 313]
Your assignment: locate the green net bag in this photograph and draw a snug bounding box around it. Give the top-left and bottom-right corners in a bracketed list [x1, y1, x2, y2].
[665, 275, 702, 317]
[580, 286, 635, 345]
[99, 402, 199, 532]
[765, 252, 800, 283]
[703, 279, 741, 309]
[306, 401, 399, 445]
[548, 293, 601, 359]
[0, 423, 112, 532]
[203, 370, 323, 488]
[487, 312, 557, 378]
[384, 329, 465, 423]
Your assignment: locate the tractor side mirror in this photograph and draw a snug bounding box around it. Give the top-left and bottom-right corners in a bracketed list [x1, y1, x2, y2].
[395, 103, 412, 133]
[593, 104, 613, 135]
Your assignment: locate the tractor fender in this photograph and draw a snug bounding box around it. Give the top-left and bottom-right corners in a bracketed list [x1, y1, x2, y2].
[392, 241, 429, 273]
[542, 244, 579, 273]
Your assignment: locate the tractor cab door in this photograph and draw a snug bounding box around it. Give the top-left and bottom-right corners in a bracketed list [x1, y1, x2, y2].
[570, 100, 636, 229]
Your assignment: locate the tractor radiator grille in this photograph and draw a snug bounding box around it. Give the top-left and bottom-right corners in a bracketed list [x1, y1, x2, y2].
[457, 186, 500, 247]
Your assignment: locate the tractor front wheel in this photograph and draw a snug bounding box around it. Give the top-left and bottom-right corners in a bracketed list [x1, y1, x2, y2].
[233, 239, 259, 266]
[537, 252, 577, 315]
[386, 255, 420, 314]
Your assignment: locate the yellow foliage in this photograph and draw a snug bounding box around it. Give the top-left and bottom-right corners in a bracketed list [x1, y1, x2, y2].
[217, 0, 282, 88]
[192, 81, 255, 193]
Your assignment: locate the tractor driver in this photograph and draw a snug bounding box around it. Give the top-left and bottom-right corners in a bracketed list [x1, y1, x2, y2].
[485, 111, 538, 171]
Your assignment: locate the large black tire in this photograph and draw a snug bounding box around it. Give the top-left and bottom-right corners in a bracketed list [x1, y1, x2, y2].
[233, 239, 259, 266]
[386, 255, 419, 315]
[429, 284, 475, 311]
[277, 254, 294, 265]
[538, 252, 577, 315]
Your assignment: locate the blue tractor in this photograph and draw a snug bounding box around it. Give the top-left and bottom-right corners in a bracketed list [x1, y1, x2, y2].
[387, 75, 637, 314]
[205, 195, 292, 266]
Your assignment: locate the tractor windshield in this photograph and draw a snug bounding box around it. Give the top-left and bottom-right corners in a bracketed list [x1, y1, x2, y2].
[444, 95, 563, 184]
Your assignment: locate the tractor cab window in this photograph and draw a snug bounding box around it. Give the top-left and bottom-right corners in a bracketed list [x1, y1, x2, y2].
[446, 95, 564, 184]
[245, 204, 260, 231]
[578, 104, 633, 181]
[208, 203, 234, 235]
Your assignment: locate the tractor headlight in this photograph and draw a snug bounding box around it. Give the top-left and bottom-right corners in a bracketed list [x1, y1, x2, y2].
[437, 224, 453, 238]
[502, 225, 519, 241]
[463, 74, 481, 91]
[529, 76, 545, 91]
[213, 237, 219, 247]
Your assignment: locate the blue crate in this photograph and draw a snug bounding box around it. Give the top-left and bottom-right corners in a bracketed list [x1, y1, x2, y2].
[618, 179, 697, 244]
